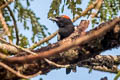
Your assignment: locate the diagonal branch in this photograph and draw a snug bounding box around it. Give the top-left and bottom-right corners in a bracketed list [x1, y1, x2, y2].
[72, 0, 99, 22]
[0, 0, 14, 9]
[91, 0, 103, 18]
[0, 17, 119, 63]
[0, 38, 37, 55]
[6, 6, 19, 45]
[29, 31, 58, 49]
[0, 62, 42, 79]
[0, 18, 120, 78]
[44, 58, 70, 68]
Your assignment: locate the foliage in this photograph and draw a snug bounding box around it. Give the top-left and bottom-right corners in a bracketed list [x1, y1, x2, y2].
[48, 0, 82, 18]
[1, 0, 49, 47]
[48, 0, 120, 25]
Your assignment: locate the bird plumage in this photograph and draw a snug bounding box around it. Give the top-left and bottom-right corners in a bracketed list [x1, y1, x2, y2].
[49, 15, 76, 74]
[49, 15, 74, 40]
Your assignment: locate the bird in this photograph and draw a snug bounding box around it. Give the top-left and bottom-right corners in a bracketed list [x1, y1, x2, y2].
[49, 15, 76, 74]
[49, 15, 75, 41]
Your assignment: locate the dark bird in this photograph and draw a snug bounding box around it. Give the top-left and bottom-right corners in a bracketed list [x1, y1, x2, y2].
[49, 15, 76, 74]
[49, 15, 75, 41]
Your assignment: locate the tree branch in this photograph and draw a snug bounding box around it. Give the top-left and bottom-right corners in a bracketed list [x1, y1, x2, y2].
[0, 43, 19, 55]
[29, 31, 58, 49]
[0, 62, 42, 79]
[0, 17, 119, 63]
[0, 0, 14, 9]
[44, 58, 70, 68]
[0, 18, 120, 78]
[78, 55, 120, 73]
[72, 0, 98, 22]
[6, 6, 19, 45]
[0, 38, 37, 55]
[83, 65, 119, 73]
[91, 0, 103, 18]
[0, 10, 12, 43]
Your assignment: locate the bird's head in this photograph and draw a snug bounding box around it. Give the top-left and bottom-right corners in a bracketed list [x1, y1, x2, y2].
[49, 15, 73, 27]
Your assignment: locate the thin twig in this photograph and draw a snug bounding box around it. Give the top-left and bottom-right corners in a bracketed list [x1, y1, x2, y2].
[0, 0, 14, 9]
[72, 0, 98, 22]
[0, 38, 37, 55]
[0, 62, 42, 79]
[6, 6, 19, 45]
[91, 0, 103, 18]
[44, 58, 70, 68]
[29, 31, 58, 49]
[0, 10, 12, 43]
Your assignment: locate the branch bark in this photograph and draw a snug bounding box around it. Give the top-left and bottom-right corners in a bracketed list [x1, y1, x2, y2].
[0, 17, 120, 79]
[0, 62, 42, 79]
[0, 10, 12, 43]
[1, 17, 119, 63]
[0, 0, 14, 9]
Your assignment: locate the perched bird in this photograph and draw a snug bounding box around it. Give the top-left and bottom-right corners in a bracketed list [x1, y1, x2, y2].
[50, 15, 76, 74]
[49, 15, 75, 41]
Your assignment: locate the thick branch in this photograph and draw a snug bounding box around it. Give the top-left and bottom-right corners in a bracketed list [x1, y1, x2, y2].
[0, 38, 37, 55]
[0, 62, 42, 79]
[0, 10, 12, 43]
[0, 17, 120, 79]
[0, 17, 119, 63]
[0, 43, 19, 55]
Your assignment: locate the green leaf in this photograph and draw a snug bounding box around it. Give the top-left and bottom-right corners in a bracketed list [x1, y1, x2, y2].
[114, 71, 120, 80]
[88, 67, 93, 74]
[5, 16, 11, 21]
[26, 0, 30, 6]
[61, 5, 64, 13]
[77, 8, 82, 12]
[76, 0, 81, 4]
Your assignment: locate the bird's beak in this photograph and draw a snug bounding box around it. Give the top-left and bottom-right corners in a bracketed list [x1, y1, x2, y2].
[49, 17, 59, 22]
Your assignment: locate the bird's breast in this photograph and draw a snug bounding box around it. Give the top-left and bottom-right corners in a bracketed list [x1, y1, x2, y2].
[58, 26, 74, 39]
